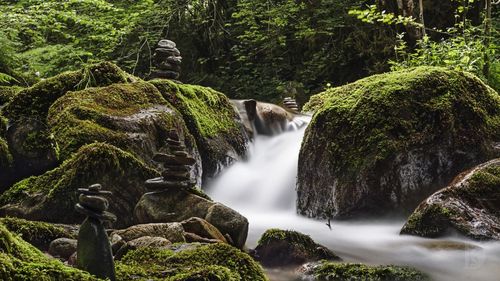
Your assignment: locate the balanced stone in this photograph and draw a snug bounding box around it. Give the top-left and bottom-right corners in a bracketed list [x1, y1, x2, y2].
[76, 183, 116, 281]
[157, 39, 176, 49]
[151, 39, 182, 80]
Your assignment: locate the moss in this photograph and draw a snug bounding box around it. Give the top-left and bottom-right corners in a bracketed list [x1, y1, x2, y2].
[0, 86, 23, 105]
[0, 217, 75, 250]
[258, 228, 317, 249]
[313, 262, 429, 281]
[2, 61, 134, 120]
[303, 67, 499, 175]
[47, 81, 172, 160]
[0, 223, 99, 280]
[116, 243, 267, 281]
[0, 137, 13, 169]
[0, 142, 157, 226]
[401, 205, 455, 238]
[151, 79, 247, 178]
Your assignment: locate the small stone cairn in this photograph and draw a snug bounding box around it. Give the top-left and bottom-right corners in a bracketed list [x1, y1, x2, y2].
[75, 184, 116, 281]
[145, 130, 196, 192]
[283, 97, 299, 112]
[151, 39, 182, 80]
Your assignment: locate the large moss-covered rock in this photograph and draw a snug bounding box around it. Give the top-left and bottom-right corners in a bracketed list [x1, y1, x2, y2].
[116, 243, 268, 281]
[47, 81, 201, 181]
[0, 223, 98, 280]
[0, 217, 76, 250]
[401, 158, 500, 240]
[0, 142, 157, 228]
[303, 261, 429, 281]
[1, 62, 137, 183]
[298, 67, 500, 219]
[151, 80, 248, 180]
[255, 229, 340, 267]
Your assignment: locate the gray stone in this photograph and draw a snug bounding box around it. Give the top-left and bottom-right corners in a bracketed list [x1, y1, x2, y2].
[48, 238, 78, 260]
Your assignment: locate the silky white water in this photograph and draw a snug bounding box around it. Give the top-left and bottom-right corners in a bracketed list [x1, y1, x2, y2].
[207, 116, 500, 281]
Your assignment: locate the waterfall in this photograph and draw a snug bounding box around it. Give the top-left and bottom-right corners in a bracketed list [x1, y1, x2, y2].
[207, 114, 500, 281]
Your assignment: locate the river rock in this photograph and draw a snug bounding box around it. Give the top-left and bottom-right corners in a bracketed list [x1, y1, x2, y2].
[134, 189, 248, 248]
[298, 67, 500, 219]
[254, 229, 341, 267]
[180, 217, 227, 243]
[401, 159, 500, 240]
[49, 238, 78, 260]
[111, 223, 185, 243]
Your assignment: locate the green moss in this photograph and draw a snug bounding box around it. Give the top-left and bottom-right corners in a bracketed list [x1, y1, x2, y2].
[0, 137, 12, 169]
[0, 217, 75, 250]
[0, 142, 157, 225]
[313, 262, 429, 281]
[402, 204, 455, 237]
[466, 165, 500, 195]
[2, 61, 134, 120]
[258, 228, 317, 249]
[47, 81, 171, 160]
[304, 67, 500, 175]
[0, 223, 99, 280]
[0, 86, 23, 105]
[151, 79, 247, 177]
[116, 243, 267, 281]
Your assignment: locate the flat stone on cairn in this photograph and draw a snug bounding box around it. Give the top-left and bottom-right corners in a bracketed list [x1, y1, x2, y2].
[151, 39, 182, 80]
[283, 97, 299, 112]
[145, 130, 196, 192]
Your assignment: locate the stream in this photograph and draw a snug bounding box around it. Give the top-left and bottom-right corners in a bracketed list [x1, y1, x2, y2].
[207, 116, 500, 281]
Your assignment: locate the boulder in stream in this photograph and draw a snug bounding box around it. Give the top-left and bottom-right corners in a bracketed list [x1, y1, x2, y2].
[298, 67, 500, 219]
[254, 228, 341, 267]
[401, 158, 500, 240]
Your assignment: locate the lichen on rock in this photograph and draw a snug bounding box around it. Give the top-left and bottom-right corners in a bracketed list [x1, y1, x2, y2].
[298, 67, 500, 219]
[401, 158, 500, 240]
[150, 79, 248, 180]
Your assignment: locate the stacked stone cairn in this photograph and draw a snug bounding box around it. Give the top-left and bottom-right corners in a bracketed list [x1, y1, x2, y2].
[145, 130, 196, 192]
[151, 39, 182, 80]
[283, 97, 299, 112]
[75, 184, 116, 281]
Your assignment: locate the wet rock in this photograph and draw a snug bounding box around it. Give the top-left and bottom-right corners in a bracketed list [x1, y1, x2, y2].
[300, 261, 429, 281]
[254, 229, 340, 267]
[416, 240, 480, 251]
[180, 217, 227, 243]
[111, 223, 185, 243]
[401, 159, 500, 240]
[49, 238, 78, 260]
[134, 189, 248, 249]
[298, 67, 500, 219]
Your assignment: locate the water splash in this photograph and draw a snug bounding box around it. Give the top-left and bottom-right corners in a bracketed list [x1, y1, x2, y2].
[207, 114, 500, 281]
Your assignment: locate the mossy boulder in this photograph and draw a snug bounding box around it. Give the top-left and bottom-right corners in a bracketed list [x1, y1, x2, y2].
[1, 62, 138, 184]
[47, 81, 201, 182]
[401, 158, 500, 240]
[298, 67, 500, 219]
[116, 243, 268, 281]
[0, 86, 22, 106]
[303, 261, 429, 281]
[0, 142, 157, 228]
[151, 79, 248, 180]
[0, 217, 76, 250]
[255, 228, 340, 267]
[0, 223, 99, 280]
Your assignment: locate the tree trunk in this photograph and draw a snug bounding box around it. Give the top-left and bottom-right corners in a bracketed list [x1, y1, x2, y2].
[483, 0, 492, 77]
[418, 0, 426, 37]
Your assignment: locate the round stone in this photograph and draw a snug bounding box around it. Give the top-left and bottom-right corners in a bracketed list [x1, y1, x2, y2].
[157, 62, 181, 72]
[166, 56, 182, 64]
[155, 47, 180, 56]
[153, 70, 180, 79]
[164, 165, 191, 172]
[157, 39, 176, 49]
[75, 204, 117, 222]
[79, 194, 109, 212]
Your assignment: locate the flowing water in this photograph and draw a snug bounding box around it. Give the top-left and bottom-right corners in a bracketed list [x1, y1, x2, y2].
[207, 116, 500, 281]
